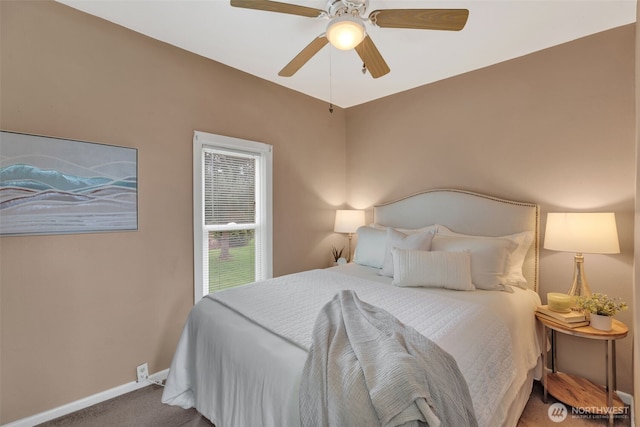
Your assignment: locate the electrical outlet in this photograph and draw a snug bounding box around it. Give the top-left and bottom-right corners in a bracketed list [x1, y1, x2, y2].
[136, 363, 149, 382]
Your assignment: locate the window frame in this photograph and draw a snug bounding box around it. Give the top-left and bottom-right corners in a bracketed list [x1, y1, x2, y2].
[193, 131, 273, 303]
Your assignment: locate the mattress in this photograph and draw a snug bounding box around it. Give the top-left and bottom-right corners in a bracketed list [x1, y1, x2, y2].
[162, 263, 541, 427]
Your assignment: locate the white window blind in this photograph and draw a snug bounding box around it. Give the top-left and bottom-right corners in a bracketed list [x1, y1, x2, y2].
[193, 131, 272, 302]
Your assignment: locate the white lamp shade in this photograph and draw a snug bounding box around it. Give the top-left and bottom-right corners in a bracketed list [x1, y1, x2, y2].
[326, 15, 365, 50]
[334, 210, 365, 233]
[544, 212, 620, 254]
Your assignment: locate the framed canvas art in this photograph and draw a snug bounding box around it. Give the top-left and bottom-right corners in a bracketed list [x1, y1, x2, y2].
[0, 131, 138, 235]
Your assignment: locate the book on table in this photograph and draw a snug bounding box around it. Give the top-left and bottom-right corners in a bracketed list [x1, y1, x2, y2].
[536, 305, 586, 322]
[535, 311, 590, 328]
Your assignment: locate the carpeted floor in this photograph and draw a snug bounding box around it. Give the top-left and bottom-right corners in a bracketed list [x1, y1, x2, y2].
[37, 381, 631, 426]
[37, 385, 213, 427]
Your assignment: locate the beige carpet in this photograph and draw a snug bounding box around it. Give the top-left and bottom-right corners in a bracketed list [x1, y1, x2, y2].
[37, 385, 213, 427]
[38, 381, 631, 426]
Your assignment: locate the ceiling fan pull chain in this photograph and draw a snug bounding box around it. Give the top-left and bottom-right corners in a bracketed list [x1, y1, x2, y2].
[329, 46, 334, 114]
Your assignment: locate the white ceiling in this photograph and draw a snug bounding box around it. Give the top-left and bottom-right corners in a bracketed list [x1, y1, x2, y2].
[56, 0, 636, 108]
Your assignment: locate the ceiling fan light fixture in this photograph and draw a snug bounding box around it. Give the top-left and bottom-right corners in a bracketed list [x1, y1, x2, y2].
[326, 15, 365, 50]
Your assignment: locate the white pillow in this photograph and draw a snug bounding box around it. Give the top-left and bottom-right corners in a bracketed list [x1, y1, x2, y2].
[392, 248, 475, 291]
[369, 223, 444, 234]
[379, 227, 434, 277]
[431, 234, 516, 292]
[352, 226, 386, 268]
[437, 228, 533, 289]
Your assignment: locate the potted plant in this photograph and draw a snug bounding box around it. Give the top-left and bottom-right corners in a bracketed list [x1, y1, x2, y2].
[331, 246, 345, 266]
[577, 293, 628, 331]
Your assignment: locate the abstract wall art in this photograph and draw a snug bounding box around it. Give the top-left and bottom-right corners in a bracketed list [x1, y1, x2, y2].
[0, 131, 138, 235]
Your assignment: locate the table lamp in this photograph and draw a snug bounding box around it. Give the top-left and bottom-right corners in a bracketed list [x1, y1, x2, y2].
[543, 212, 620, 307]
[334, 209, 365, 262]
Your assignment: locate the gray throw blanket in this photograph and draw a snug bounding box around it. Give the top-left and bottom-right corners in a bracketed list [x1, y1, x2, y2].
[299, 290, 478, 427]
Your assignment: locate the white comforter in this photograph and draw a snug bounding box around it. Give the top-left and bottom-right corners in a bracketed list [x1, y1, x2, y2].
[162, 266, 541, 427]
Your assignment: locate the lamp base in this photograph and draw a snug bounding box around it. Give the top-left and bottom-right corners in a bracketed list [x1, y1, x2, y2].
[566, 253, 592, 310]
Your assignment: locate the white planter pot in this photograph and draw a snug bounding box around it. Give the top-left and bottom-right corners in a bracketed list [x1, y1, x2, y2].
[590, 313, 613, 331]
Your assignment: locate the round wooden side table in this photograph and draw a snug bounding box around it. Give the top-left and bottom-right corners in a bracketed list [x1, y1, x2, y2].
[536, 312, 628, 426]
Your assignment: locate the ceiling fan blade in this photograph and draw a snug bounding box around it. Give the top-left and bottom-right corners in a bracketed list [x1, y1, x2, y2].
[370, 9, 469, 31]
[354, 35, 390, 79]
[278, 36, 329, 77]
[230, 0, 324, 18]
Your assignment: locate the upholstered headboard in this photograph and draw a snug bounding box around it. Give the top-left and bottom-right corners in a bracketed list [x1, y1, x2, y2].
[373, 189, 540, 292]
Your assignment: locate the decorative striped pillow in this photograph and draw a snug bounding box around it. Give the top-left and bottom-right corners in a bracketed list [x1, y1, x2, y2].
[391, 248, 475, 291]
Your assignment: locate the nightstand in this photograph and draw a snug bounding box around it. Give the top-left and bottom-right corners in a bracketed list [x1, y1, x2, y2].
[536, 312, 629, 426]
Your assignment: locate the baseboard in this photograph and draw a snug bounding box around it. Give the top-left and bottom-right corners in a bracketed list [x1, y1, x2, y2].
[1, 369, 169, 427]
[617, 390, 635, 427]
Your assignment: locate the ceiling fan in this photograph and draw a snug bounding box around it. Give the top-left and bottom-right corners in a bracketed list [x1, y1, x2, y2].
[230, 0, 469, 79]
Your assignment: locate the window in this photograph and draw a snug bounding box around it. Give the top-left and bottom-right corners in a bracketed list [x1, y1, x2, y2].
[193, 131, 272, 302]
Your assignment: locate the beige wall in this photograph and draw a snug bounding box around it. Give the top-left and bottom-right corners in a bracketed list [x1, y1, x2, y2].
[1, 0, 636, 424]
[346, 24, 636, 396]
[0, 1, 347, 423]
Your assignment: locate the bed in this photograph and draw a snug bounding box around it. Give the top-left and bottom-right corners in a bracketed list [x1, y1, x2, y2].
[162, 189, 543, 427]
